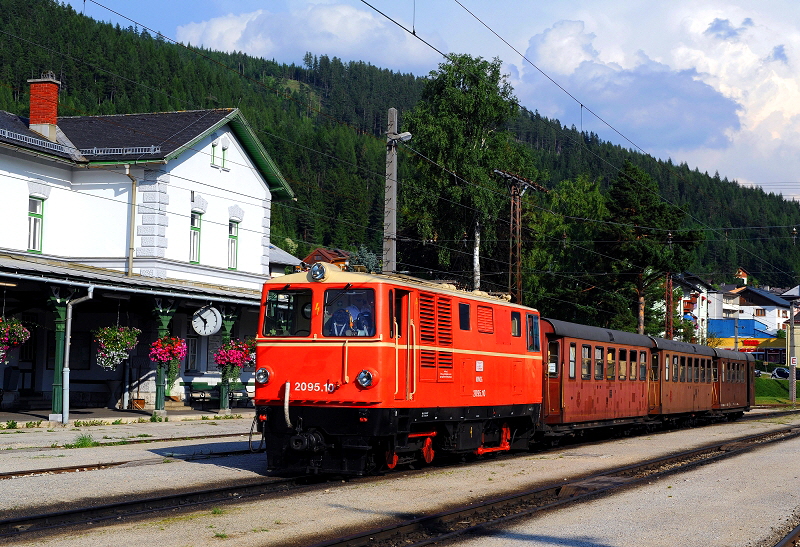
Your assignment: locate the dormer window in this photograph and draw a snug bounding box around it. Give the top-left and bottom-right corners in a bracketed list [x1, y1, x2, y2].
[221, 137, 229, 169]
[211, 139, 219, 167]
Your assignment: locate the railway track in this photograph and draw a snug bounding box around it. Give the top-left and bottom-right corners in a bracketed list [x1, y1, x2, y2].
[0, 474, 314, 539]
[2, 409, 797, 542]
[775, 523, 800, 547]
[302, 425, 800, 547]
[1, 430, 260, 480]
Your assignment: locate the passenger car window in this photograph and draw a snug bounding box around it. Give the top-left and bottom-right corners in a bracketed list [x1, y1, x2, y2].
[606, 348, 616, 380]
[594, 346, 604, 380]
[581, 345, 591, 380]
[569, 343, 577, 379]
[548, 341, 559, 378]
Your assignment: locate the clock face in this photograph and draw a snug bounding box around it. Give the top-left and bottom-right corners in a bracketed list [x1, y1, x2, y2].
[192, 305, 222, 336]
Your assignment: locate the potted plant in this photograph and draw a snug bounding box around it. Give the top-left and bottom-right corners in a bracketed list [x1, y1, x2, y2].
[92, 326, 141, 370]
[149, 336, 187, 395]
[213, 338, 255, 381]
[0, 317, 31, 364]
[213, 338, 255, 409]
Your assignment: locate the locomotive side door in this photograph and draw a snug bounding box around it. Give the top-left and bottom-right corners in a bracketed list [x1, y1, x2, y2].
[391, 289, 412, 401]
[648, 352, 662, 413]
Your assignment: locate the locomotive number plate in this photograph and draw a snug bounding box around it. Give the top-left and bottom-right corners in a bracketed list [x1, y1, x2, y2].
[473, 389, 486, 397]
[294, 382, 337, 393]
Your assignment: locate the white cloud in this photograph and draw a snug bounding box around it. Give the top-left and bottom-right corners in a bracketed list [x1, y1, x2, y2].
[176, 4, 441, 74]
[500, 5, 800, 197]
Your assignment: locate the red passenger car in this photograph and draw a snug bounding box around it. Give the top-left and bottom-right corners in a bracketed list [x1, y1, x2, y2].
[253, 263, 544, 475]
[541, 319, 754, 437]
[712, 348, 754, 417]
[540, 319, 654, 438]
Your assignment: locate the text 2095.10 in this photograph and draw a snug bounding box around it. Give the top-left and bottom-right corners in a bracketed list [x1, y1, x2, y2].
[295, 382, 336, 393]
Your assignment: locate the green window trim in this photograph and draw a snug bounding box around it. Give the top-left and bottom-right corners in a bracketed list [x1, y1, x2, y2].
[190, 212, 201, 264]
[27, 197, 44, 253]
[228, 221, 239, 270]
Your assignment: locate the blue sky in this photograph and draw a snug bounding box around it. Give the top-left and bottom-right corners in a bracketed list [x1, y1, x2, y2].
[67, 0, 800, 199]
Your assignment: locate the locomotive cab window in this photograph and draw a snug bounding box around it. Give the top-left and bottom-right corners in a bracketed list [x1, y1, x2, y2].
[263, 289, 313, 337]
[526, 314, 540, 352]
[459, 303, 471, 331]
[323, 288, 375, 337]
[511, 311, 521, 337]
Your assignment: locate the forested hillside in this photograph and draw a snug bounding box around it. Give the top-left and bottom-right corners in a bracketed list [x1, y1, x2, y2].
[3, 0, 800, 329]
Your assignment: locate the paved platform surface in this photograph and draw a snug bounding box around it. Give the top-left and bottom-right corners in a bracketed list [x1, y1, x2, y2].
[0, 406, 256, 451]
[3, 409, 800, 547]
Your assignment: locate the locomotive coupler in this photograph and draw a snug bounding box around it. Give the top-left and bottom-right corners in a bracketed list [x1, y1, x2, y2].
[289, 430, 325, 452]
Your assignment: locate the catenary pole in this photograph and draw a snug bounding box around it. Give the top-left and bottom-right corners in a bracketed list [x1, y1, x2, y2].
[383, 108, 398, 274]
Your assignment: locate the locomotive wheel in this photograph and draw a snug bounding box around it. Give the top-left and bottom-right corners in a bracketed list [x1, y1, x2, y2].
[421, 437, 435, 464]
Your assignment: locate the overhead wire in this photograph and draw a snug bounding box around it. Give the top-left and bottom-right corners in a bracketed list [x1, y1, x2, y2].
[8, 2, 797, 297]
[361, 0, 799, 285]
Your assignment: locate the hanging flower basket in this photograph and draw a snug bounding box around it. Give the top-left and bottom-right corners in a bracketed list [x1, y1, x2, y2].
[149, 336, 187, 393]
[93, 326, 141, 370]
[0, 317, 31, 364]
[213, 338, 255, 381]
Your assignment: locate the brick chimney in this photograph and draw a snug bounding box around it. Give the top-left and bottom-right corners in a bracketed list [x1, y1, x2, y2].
[27, 71, 60, 142]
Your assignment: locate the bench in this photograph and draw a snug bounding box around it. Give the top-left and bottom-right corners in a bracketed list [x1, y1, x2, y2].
[228, 382, 253, 407]
[187, 381, 253, 409]
[188, 382, 220, 409]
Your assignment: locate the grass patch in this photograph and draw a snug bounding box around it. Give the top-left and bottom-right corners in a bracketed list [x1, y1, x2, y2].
[73, 420, 109, 427]
[5, 420, 17, 429]
[755, 377, 800, 405]
[64, 434, 100, 449]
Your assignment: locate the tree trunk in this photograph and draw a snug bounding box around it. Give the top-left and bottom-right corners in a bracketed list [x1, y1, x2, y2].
[473, 220, 481, 290]
[637, 274, 646, 335]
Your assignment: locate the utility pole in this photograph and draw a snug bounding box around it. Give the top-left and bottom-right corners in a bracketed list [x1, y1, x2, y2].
[383, 108, 411, 274]
[791, 300, 796, 407]
[492, 169, 547, 303]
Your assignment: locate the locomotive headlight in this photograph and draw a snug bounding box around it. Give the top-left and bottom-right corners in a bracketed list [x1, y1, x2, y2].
[356, 369, 379, 389]
[310, 262, 327, 281]
[255, 367, 271, 384]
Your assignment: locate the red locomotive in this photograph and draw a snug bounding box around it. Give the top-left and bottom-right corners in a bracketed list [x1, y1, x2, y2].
[253, 263, 753, 475]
